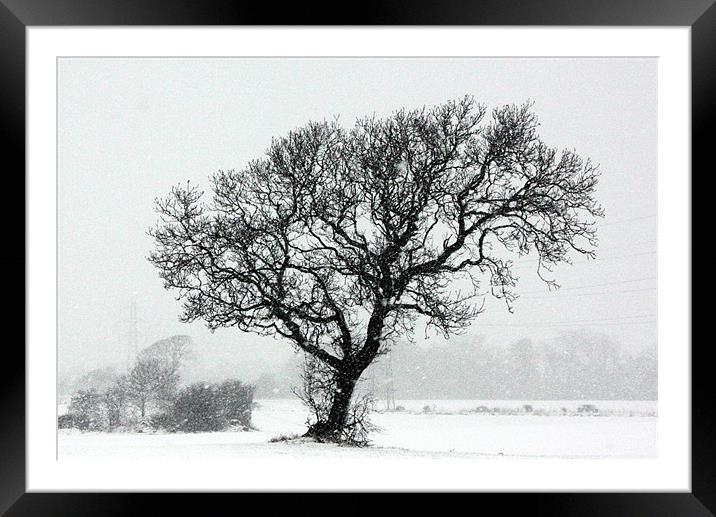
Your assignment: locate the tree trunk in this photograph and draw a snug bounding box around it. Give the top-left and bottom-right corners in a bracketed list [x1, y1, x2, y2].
[305, 372, 359, 442]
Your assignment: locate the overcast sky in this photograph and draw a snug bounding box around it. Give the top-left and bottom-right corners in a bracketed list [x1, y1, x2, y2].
[58, 57, 657, 377]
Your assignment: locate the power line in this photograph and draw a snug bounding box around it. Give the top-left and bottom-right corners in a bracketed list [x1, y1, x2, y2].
[581, 250, 656, 263]
[534, 313, 656, 323]
[596, 238, 657, 249]
[518, 275, 657, 295]
[478, 313, 657, 328]
[598, 213, 657, 227]
[478, 319, 657, 328]
[514, 249, 656, 267]
[623, 238, 657, 247]
[519, 286, 656, 300]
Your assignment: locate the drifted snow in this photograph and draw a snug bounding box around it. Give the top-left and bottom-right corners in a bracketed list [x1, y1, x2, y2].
[58, 399, 657, 459]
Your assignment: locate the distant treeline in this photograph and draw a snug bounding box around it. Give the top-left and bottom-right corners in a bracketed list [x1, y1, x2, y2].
[370, 332, 656, 400]
[62, 331, 657, 403]
[254, 331, 657, 401]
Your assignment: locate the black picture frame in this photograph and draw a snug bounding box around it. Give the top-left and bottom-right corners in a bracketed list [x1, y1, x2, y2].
[1, 1, 708, 514]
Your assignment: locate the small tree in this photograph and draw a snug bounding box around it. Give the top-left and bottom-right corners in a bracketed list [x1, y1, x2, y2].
[74, 366, 120, 393]
[125, 336, 190, 417]
[150, 97, 602, 441]
[139, 335, 192, 372]
[102, 377, 128, 430]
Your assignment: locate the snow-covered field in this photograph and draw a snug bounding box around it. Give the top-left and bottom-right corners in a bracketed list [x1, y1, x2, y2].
[59, 399, 657, 459]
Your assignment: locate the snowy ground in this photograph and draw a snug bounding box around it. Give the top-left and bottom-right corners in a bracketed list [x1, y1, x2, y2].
[59, 399, 657, 459]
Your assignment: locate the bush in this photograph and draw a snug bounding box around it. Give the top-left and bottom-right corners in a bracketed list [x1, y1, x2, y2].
[268, 433, 302, 443]
[68, 389, 105, 431]
[102, 382, 128, 430]
[58, 413, 74, 429]
[173, 383, 223, 432]
[577, 404, 600, 415]
[63, 382, 129, 431]
[150, 412, 178, 432]
[63, 374, 254, 433]
[216, 380, 254, 428]
[132, 416, 156, 433]
[171, 380, 255, 433]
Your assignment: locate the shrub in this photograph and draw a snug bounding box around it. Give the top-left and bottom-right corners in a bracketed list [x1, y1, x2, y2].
[216, 380, 254, 429]
[173, 383, 223, 432]
[57, 413, 74, 429]
[68, 389, 105, 431]
[132, 416, 155, 433]
[102, 382, 128, 430]
[577, 404, 600, 415]
[150, 412, 178, 432]
[172, 380, 255, 433]
[64, 375, 254, 433]
[269, 433, 302, 443]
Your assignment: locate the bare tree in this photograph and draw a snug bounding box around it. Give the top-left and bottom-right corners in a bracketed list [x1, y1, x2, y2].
[149, 97, 603, 441]
[126, 336, 191, 417]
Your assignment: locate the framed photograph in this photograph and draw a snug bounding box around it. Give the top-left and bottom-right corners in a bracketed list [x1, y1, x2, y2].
[3, 0, 708, 514]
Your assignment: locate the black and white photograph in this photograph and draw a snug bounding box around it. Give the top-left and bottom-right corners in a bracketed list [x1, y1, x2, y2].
[56, 57, 659, 460]
[2, 3, 707, 510]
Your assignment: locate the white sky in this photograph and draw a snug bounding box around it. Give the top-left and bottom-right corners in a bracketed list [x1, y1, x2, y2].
[58, 57, 657, 376]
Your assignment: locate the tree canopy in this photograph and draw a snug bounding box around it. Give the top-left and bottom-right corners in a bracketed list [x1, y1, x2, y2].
[149, 96, 602, 439]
